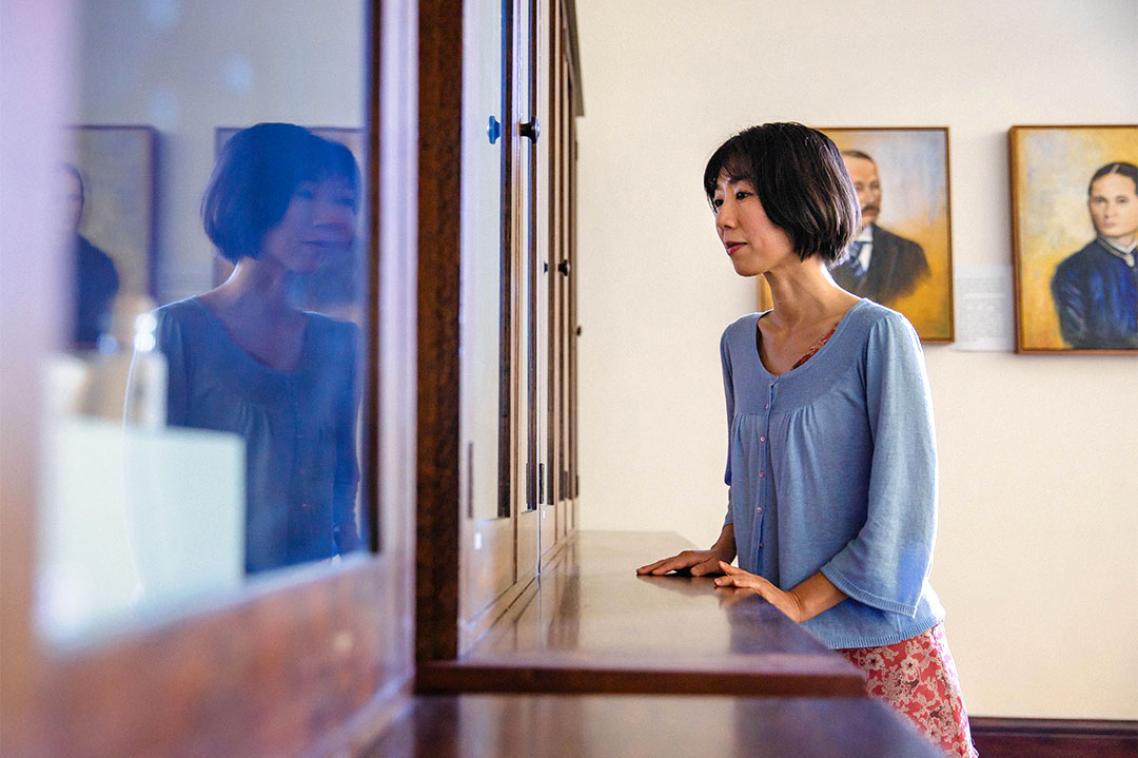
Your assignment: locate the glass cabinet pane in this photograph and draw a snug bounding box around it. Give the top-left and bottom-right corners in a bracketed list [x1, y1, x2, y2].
[461, 0, 508, 522]
[38, 0, 374, 643]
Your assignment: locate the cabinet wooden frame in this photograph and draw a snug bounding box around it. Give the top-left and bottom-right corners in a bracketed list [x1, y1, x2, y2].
[542, 0, 562, 550]
[452, 0, 537, 654]
[548, 0, 582, 541]
[458, 0, 545, 650]
[418, 0, 530, 657]
[566, 36, 580, 533]
[454, 0, 522, 655]
[417, 0, 467, 662]
[0, 1, 420, 755]
[419, 0, 583, 661]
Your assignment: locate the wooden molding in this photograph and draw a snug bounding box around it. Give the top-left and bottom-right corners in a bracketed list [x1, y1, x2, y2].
[417, 658, 866, 697]
[415, 0, 464, 663]
[971, 717, 1138, 758]
[369, 693, 946, 757]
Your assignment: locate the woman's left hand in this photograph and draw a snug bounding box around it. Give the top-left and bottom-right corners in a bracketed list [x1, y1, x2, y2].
[713, 561, 806, 623]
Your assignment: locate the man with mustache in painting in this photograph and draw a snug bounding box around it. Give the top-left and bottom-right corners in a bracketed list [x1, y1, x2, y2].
[831, 150, 930, 306]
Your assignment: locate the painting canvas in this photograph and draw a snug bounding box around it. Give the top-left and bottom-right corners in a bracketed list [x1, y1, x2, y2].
[1009, 125, 1138, 353]
[69, 126, 159, 299]
[211, 126, 366, 322]
[757, 127, 954, 342]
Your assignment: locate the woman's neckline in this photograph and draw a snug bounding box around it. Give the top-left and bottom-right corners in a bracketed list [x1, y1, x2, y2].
[187, 296, 312, 375]
[753, 298, 866, 379]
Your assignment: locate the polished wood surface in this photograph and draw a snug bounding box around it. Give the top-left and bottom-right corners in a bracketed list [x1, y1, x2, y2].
[43, 560, 396, 757]
[418, 531, 864, 696]
[368, 693, 942, 757]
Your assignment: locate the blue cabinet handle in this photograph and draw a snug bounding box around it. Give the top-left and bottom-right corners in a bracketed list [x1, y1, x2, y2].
[487, 116, 501, 144]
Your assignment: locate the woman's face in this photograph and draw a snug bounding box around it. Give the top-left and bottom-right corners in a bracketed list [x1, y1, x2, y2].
[1088, 173, 1138, 247]
[261, 176, 357, 273]
[712, 172, 795, 277]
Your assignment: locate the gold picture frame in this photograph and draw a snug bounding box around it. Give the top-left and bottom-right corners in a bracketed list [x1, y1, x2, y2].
[1008, 124, 1138, 353]
[757, 126, 955, 343]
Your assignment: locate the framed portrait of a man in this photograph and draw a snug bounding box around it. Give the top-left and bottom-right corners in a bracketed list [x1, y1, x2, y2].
[1009, 125, 1138, 353]
[66, 125, 159, 348]
[763, 127, 955, 342]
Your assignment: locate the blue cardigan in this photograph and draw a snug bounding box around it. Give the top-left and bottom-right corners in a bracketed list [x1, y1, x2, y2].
[721, 299, 944, 649]
[156, 297, 362, 574]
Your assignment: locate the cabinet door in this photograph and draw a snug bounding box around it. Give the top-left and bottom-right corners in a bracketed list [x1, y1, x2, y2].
[458, 0, 518, 641]
[425, 0, 582, 658]
[1, 1, 420, 754]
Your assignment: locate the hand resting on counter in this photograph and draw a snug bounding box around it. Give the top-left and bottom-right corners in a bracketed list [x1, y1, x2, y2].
[635, 548, 734, 577]
[635, 523, 737, 577]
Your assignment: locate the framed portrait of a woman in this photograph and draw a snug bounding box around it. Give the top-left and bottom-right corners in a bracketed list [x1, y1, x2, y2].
[1009, 124, 1138, 354]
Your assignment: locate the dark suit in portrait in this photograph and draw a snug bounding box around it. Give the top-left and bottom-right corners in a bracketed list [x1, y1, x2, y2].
[73, 233, 121, 348]
[831, 224, 930, 306]
[62, 163, 121, 349]
[1050, 239, 1138, 349]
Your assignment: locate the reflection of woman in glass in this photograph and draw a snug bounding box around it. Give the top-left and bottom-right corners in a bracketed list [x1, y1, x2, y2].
[156, 123, 363, 573]
[1051, 161, 1138, 349]
[637, 123, 976, 756]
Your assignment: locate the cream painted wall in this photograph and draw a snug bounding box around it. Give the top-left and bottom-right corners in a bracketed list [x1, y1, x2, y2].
[574, 0, 1138, 719]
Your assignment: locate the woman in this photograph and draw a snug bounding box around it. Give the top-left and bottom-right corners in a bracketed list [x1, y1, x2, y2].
[155, 123, 364, 574]
[636, 123, 976, 757]
[1050, 161, 1138, 349]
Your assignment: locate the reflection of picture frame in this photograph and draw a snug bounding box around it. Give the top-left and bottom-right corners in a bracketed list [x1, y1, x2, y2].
[1009, 125, 1138, 354]
[70, 125, 159, 298]
[756, 127, 954, 342]
[211, 126, 366, 319]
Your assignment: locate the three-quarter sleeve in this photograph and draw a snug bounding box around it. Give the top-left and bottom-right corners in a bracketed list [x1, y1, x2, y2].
[720, 328, 735, 526]
[819, 314, 937, 617]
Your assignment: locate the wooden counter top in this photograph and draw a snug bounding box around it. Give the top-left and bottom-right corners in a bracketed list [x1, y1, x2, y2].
[418, 531, 865, 696]
[368, 693, 943, 757]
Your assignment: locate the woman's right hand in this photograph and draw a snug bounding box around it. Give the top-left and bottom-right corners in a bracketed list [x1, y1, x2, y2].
[635, 548, 729, 577]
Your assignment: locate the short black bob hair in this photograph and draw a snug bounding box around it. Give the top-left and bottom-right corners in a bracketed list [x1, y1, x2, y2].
[203, 123, 360, 263]
[703, 122, 860, 264]
[1088, 161, 1138, 195]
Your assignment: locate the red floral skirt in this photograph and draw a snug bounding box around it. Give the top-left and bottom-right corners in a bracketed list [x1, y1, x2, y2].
[837, 623, 978, 757]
